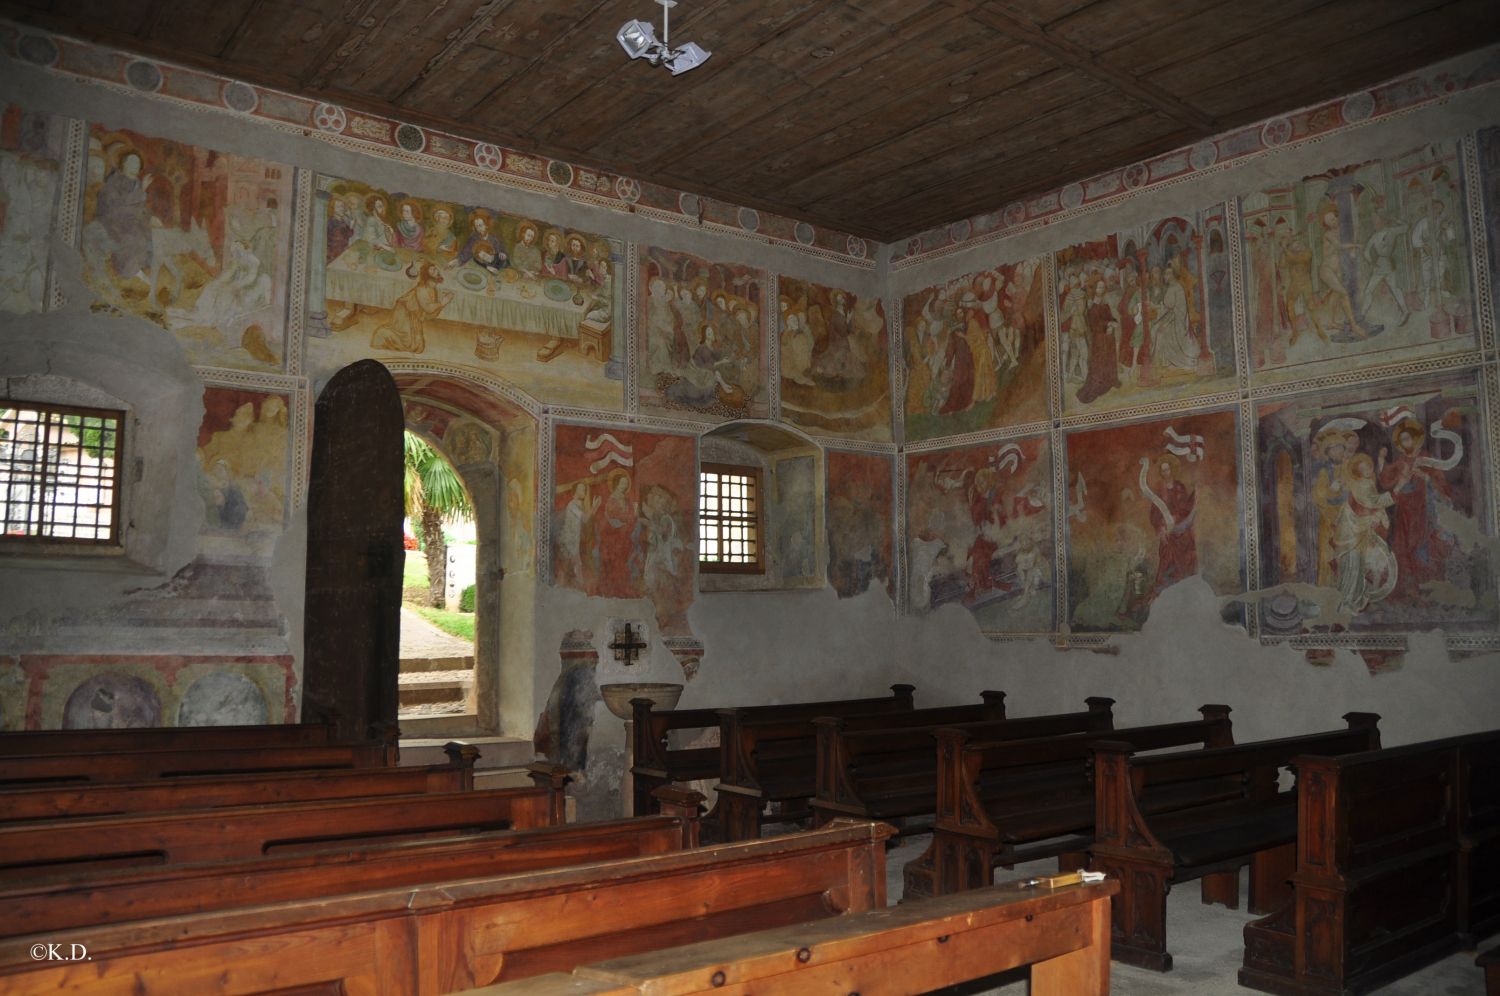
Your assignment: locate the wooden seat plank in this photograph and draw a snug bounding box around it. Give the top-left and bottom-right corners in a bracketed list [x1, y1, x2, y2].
[464, 878, 1118, 996]
[0, 819, 895, 995]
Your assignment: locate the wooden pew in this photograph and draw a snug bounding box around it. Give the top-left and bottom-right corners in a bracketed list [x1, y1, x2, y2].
[715, 690, 1014, 841]
[1481, 948, 1500, 996]
[0, 764, 569, 879]
[1090, 713, 1381, 971]
[0, 788, 705, 936]
[0, 741, 479, 823]
[811, 696, 1116, 831]
[466, 876, 1119, 996]
[0, 737, 400, 788]
[629, 683, 918, 818]
[903, 705, 1230, 899]
[1239, 728, 1500, 995]
[0, 721, 337, 755]
[0, 819, 896, 995]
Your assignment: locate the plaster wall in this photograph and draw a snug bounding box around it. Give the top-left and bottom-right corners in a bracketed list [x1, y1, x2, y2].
[1, 35, 1496, 805]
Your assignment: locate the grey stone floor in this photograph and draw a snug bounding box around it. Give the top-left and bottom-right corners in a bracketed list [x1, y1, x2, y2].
[883, 834, 1487, 996]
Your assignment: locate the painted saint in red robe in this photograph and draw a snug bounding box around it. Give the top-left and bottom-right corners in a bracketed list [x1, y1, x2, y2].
[1145, 454, 1197, 593]
[938, 325, 975, 415]
[593, 470, 638, 598]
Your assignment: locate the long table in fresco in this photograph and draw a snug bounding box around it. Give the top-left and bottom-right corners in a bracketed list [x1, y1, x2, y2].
[325, 247, 594, 341]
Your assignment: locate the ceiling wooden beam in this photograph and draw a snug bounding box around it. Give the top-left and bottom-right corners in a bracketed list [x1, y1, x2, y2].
[299, 0, 406, 91]
[392, 0, 516, 103]
[452, 0, 618, 123]
[217, 0, 268, 58]
[970, 0, 1219, 134]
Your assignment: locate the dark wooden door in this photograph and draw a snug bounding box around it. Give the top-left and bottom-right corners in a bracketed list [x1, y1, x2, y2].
[302, 360, 404, 743]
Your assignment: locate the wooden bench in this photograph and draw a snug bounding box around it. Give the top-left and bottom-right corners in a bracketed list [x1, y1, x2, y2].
[1239, 728, 1500, 995]
[0, 819, 895, 994]
[904, 705, 1231, 899]
[465, 876, 1119, 996]
[1481, 947, 1499, 996]
[0, 741, 479, 823]
[629, 683, 918, 818]
[1090, 713, 1381, 971]
[0, 787, 705, 936]
[715, 690, 1012, 841]
[0, 721, 338, 755]
[0, 764, 569, 879]
[811, 696, 1116, 832]
[0, 738, 400, 787]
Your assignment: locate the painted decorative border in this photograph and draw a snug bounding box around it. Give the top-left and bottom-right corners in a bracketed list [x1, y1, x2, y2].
[44, 114, 86, 312]
[890, 44, 1500, 270]
[625, 242, 640, 417]
[766, 272, 782, 425]
[379, 360, 542, 421]
[284, 168, 312, 377]
[537, 413, 553, 586]
[0, 21, 876, 271]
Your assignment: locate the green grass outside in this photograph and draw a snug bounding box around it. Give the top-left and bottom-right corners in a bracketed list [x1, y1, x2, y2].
[408, 605, 475, 643]
[402, 550, 428, 590]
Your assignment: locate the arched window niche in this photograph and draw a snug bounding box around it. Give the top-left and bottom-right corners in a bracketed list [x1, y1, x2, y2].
[698, 421, 823, 593]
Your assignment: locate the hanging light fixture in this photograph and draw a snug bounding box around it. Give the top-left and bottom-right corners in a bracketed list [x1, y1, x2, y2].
[617, 0, 712, 76]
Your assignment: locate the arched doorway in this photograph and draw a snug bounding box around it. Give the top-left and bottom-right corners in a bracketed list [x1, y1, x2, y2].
[390, 370, 539, 739]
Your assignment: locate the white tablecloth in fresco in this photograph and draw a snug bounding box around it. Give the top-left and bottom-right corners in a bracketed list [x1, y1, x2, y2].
[325, 249, 590, 340]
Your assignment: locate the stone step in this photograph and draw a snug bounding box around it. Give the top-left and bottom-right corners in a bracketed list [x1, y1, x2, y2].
[398, 669, 475, 712]
[400, 735, 533, 770]
[400, 655, 474, 674]
[397, 713, 483, 739]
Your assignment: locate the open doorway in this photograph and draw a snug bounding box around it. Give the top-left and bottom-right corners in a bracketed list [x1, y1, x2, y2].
[398, 429, 479, 728]
[391, 370, 539, 742]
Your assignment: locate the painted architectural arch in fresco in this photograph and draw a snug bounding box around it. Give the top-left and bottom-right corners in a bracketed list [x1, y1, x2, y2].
[638, 247, 767, 420]
[1256, 372, 1495, 637]
[307, 175, 625, 410]
[81, 123, 294, 371]
[1055, 205, 1236, 416]
[1241, 142, 1477, 383]
[551, 425, 696, 635]
[903, 257, 1047, 442]
[1064, 410, 1242, 633]
[906, 436, 1054, 634]
[777, 278, 890, 442]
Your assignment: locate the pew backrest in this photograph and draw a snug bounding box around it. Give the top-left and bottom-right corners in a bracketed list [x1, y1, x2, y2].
[0, 781, 566, 878]
[0, 721, 337, 756]
[0, 791, 702, 936]
[0, 742, 480, 822]
[0, 741, 397, 787]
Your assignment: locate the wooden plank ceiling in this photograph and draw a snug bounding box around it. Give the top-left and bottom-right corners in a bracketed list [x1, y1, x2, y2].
[6, 0, 1498, 240]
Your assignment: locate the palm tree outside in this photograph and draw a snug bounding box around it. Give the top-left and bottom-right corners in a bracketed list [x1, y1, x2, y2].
[403, 430, 473, 610]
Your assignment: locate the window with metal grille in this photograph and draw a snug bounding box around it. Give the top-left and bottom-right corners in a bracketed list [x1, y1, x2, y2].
[698, 462, 762, 573]
[0, 402, 124, 546]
